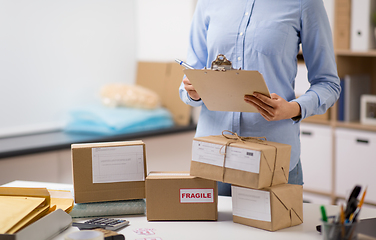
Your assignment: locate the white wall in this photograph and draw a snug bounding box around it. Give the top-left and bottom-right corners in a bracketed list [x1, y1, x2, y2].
[135, 0, 196, 62]
[323, 0, 335, 32]
[0, 0, 197, 137]
[0, 0, 137, 137]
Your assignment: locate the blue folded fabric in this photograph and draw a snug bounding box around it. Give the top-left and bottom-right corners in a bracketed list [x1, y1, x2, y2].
[64, 105, 174, 135]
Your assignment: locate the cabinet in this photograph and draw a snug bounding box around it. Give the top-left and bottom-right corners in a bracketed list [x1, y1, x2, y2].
[300, 123, 332, 194]
[301, 0, 376, 205]
[335, 128, 376, 204]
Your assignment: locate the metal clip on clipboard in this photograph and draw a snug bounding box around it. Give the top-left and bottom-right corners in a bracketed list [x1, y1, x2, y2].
[210, 54, 234, 71]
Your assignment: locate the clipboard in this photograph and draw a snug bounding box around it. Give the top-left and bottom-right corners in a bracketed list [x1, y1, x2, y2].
[183, 54, 271, 113]
[184, 69, 270, 112]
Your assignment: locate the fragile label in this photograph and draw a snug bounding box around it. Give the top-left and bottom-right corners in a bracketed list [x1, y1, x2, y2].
[180, 189, 214, 203]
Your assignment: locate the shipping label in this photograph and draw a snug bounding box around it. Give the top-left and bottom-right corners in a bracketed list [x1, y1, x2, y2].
[231, 186, 271, 222]
[192, 140, 261, 173]
[92, 145, 145, 183]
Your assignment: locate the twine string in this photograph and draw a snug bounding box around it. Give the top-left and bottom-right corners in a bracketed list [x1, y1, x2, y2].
[218, 130, 280, 186]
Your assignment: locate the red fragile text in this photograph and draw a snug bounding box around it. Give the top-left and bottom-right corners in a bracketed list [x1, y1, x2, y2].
[181, 192, 211, 198]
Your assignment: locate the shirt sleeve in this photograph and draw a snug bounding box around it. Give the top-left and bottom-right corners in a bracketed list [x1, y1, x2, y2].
[179, 0, 209, 107]
[292, 0, 341, 121]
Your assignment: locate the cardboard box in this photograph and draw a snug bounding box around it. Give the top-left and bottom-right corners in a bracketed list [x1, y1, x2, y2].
[191, 134, 291, 189]
[232, 184, 303, 231]
[136, 61, 192, 126]
[72, 141, 147, 203]
[146, 172, 218, 221]
[305, 108, 330, 121]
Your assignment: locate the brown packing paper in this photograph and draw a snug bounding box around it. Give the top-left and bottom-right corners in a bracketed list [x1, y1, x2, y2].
[47, 189, 74, 213]
[232, 184, 303, 231]
[71, 141, 147, 203]
[183, 68, 270, 112]
[190, 132, 290, 189]
[146, 171, 218, 221]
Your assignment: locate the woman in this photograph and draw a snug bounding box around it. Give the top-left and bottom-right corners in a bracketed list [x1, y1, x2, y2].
[179, 0, 341, 195]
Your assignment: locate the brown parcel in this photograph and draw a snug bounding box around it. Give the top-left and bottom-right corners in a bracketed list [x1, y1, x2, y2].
[72, 141, 147, 203]
[191, 134, 291, 189]
[232, 184, 303, 231]
[146, 172, 218, 221]
[136, 61, 191, 126]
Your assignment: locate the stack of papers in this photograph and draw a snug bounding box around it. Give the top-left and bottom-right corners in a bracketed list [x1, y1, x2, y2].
[0, 187, 74, 234]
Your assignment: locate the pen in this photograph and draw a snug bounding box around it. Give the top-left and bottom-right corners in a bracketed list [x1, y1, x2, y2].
[321, 205, 328, 222]
[340, 204, 345, 224]
[340, 204, 345, 238]
[352, 187, 367, 222]
[344, 185, 361, 219]
[175, 59, 194, 69]
[358, 187, 367, 209]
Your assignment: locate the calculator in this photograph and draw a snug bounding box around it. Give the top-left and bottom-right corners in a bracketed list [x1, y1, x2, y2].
[72, 217, 130, 231]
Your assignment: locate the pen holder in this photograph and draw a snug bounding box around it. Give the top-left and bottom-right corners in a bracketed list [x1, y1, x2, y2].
[321, 218, 358, 240]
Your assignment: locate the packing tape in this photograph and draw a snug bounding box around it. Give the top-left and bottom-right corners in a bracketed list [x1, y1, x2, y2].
[65, 230, 104, 240]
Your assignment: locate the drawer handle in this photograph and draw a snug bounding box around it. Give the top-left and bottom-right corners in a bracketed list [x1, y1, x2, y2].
[356, 139, 369, 144]
[301, 131, 312, 136]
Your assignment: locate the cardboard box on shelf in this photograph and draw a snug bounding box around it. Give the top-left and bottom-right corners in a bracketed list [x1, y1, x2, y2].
[136, 61, 192, 126]
[71, 141, 147, 204]
[232, 184, 303, 231]
[190, 132, 291, 189]
[305, 108, 330, 121]
[146, 172, 218, 221]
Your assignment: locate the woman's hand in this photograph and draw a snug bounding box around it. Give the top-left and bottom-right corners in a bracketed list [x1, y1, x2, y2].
[244, 93, 301, 121]
[183, 77, 201, 101]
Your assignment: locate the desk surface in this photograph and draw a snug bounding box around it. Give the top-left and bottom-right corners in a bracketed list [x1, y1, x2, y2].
[57, 198, 376, 240]
[0, 124, 196, 159]
[4, 181, 376, 240]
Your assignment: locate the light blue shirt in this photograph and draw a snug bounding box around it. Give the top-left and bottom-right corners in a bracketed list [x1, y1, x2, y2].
[179, 0, 341, 171]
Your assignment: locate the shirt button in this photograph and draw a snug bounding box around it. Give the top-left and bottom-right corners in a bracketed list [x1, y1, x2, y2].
[239, 32, 244, 36]
[245, 12, 249, 15]
[238, 57, 241, 61]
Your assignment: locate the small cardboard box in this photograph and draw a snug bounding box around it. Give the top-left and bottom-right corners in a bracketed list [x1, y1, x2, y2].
[232, 184, 303, 231]
[72, 141, 147, 203]
[191, 134, 291, 189]
[146, 172, 218, 221]
[136, 61, 191, 126]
